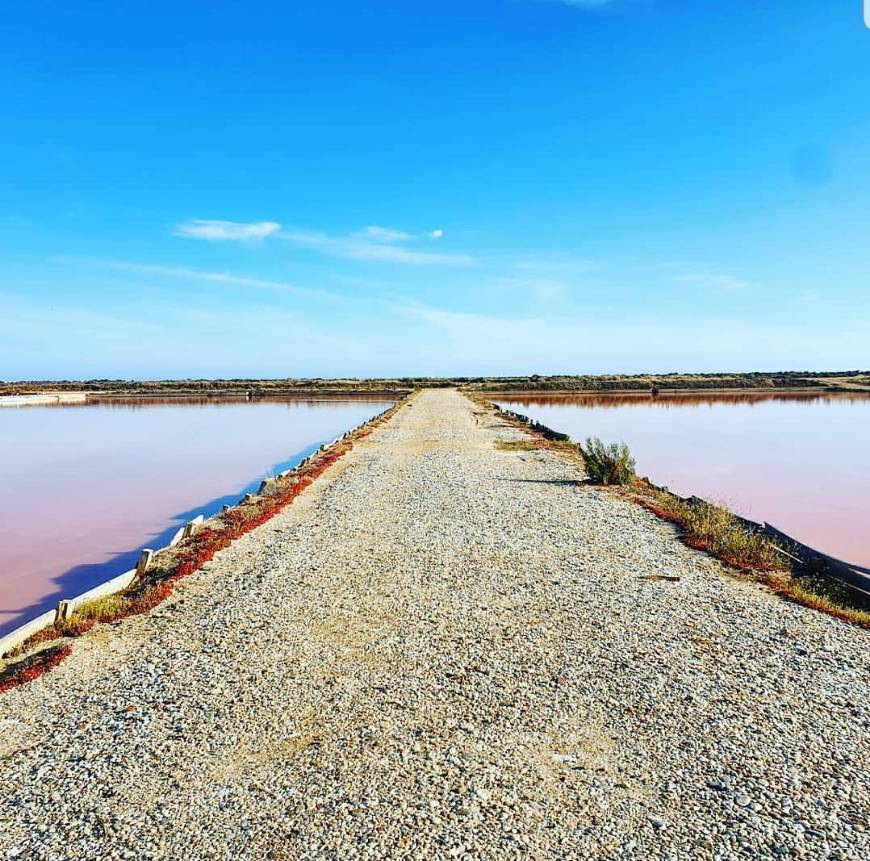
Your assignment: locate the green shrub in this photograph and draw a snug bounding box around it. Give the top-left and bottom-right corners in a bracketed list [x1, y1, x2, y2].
[580, 437, 636, 485]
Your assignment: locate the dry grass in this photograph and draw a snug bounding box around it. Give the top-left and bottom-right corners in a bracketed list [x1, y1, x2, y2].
[631, 484, 783, 572]
[74, 593, 130, 621]
[773, 573, 870, 629]
[629, 480, 869, 629]
[493, 435, 583, 461]
[787, 585, 870, 627]
[5, 585, 173, 658]
[495, 439, 546, 452]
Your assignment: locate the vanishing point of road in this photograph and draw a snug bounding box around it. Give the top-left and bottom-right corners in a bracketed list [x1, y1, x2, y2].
[1, 390, 866, 860]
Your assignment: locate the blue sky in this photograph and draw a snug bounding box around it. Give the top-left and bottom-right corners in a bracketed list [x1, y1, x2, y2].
[1, 0, 869, 379]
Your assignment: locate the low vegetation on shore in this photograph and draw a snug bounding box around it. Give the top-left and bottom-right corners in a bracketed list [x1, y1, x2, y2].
[0, 378, 414, 397]
[482, 397, 870, 629]
[466, 370, 870, 394]
[3, 369, 869, 398]
[624, 476, 868, 627]
[629, 481, 783, 572]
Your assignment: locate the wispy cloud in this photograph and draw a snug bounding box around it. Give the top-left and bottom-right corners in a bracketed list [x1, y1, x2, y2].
[355, 225, 415, 243]
[0, 291, 373, 378]
[497, 276, 570, 304]
[674, 271, 754, 292]
[281, 228, 474, 266]
[504, 254, 608, 275]
[388, 296, 862, 376]
[792, 291, 820, 307]
[68, 258, 339, 302]
[173, 219, 462, 264]
[353, 225, 446, 243]
[173, 219, 281, 241]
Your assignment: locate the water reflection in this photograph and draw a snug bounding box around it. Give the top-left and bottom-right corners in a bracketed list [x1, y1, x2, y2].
[499, 391, 870, 409]
[12, 394, 397, 410]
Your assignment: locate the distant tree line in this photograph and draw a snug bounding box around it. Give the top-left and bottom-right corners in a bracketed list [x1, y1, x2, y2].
[2, 370, 867, 397]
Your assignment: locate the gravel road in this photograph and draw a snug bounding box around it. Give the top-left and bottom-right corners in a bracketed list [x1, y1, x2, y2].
[1, 389, 867, 861]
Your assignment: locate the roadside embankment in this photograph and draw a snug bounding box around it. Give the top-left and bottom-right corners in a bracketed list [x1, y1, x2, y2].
[0, 389, 866, 860]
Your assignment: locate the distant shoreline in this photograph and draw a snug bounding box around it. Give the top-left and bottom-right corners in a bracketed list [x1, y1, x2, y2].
[2, 370, 869, 400]
[6, 386, 870, 408]
[10, 386, 870, 410]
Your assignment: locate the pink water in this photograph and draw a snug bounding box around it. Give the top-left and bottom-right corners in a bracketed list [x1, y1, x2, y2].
[496, 392, 870, 568]
[0, 397, 391, 637]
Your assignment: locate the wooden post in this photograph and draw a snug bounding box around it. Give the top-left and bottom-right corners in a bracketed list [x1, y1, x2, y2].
[182, 515, 204, 540]
[54, 600, 71, 625]
[135, 548, 153, 580]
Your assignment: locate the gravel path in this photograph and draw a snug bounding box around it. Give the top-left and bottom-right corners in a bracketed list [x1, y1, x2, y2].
[1, 389, 867, 861]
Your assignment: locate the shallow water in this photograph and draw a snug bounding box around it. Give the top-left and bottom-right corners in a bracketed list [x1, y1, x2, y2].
[0, 397, 392, 637]
[495, 391, 870, 568]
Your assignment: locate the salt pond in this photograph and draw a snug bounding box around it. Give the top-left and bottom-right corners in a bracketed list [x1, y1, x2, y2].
[0, 396, 392, 637]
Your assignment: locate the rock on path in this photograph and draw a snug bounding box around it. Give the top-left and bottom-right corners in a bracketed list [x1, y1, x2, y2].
[1, 389, 867, 861]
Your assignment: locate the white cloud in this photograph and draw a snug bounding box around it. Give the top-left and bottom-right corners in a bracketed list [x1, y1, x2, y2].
[282, 228, 475, 266]
[173, 219, 281, 241]
[357, 225, 415, 243]
[430, 228, 444, 239]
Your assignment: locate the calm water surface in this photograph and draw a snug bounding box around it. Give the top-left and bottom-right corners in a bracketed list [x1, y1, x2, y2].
[0, 397, 391, 637]
[496, 392, 870, 568]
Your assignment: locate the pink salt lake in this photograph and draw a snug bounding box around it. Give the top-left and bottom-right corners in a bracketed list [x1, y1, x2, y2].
[0, 397, 391, 637]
